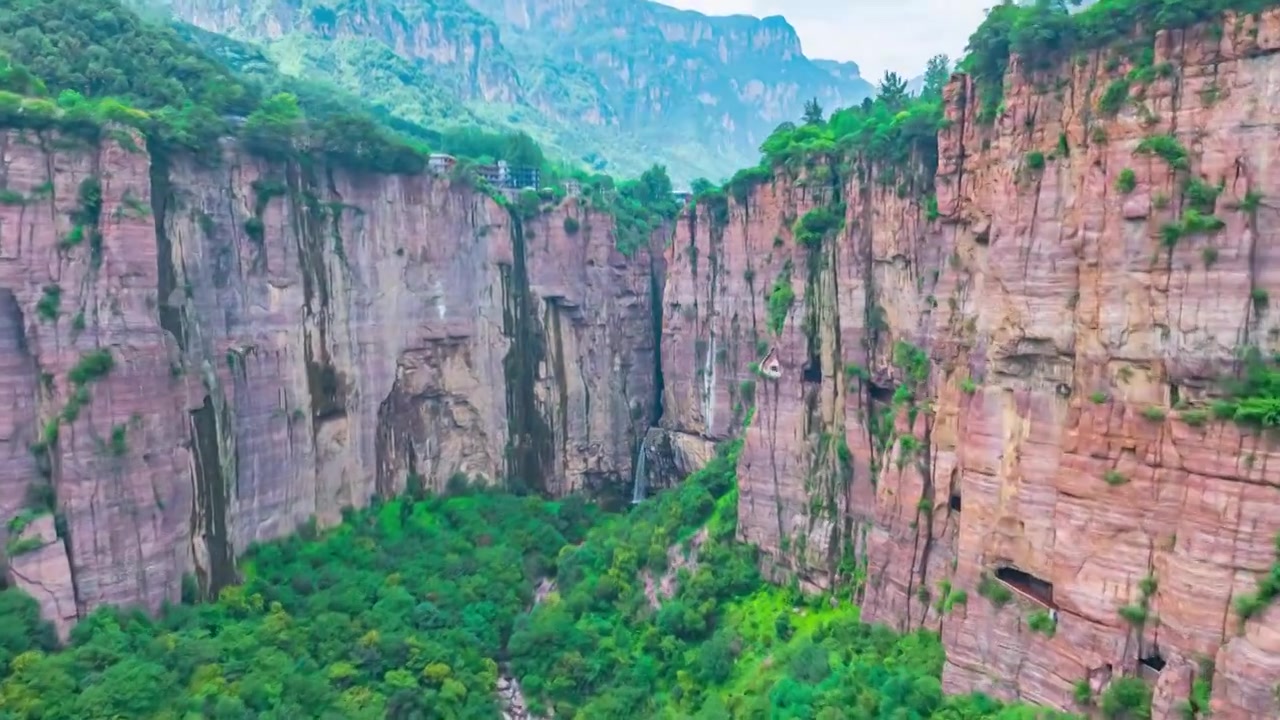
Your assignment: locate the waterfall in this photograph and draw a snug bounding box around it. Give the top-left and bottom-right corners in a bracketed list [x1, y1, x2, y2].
[631, 445, 649, 504]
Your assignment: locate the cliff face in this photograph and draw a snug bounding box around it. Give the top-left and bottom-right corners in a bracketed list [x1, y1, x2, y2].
[0, 129, 659, 636]
[660, 10, 1280, 719]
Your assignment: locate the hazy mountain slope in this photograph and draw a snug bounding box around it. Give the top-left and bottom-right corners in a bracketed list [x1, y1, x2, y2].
[155, 0, 873, 183]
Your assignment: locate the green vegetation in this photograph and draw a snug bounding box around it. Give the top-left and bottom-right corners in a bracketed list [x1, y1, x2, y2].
[1026, 609, 1056, 638]
[1103, 470, 1128, 487]
[1090, 391, 1109, 404]
[960, 377, 978, 394]
[1180, 408, 1209, 427]
[0, 487, 598, 718]
[1211, 347, 1280, 426]
[1098, 79, 1130, 115]
[1201, 246, 1219, 267]
[1116, 168, 1137, 194]
[1025, 151, 1046, 172]
[977, 573, 1013, 607]
[1135, 133, 1190, 170]
[1100, 676, 1152, 719]
[1232, 533, 1280, 623]
[67, 350, 113, 386]
[793, 205, 845, 249]
[0, 447, 1083, 720]
[766, 264, 796, 336]
[1141, 406, 1166, 422]
[34, 285, 60, 322]
[0, 0, 684, 256]
[960, 0, 1268, 124]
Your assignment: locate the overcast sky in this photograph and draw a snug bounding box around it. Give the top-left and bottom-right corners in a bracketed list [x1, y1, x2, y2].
[660, 0, 994, 80]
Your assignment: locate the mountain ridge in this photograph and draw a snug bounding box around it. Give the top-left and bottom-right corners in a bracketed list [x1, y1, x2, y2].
[153, 0, 875, 183]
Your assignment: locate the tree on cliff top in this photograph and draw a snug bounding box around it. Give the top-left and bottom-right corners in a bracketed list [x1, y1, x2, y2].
[876, 71, 910, 110]
[802, 97, 824, 125]
[920, 54, 952, 102]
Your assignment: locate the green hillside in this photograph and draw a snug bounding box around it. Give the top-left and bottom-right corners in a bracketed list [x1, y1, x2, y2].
[153, 0, 875, 185]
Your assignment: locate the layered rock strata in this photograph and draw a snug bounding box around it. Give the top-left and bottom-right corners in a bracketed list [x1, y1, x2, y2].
[659, 10, 1280, 719]
[0, 130, 659, 624]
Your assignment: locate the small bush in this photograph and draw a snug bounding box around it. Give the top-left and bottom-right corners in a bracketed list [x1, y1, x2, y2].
[1118, 603, 1148, 625]
[1116, 168, 1136, 193]
[1027, 608, 1057, 637]
[1025, 151, 1046, 171]
[1201, 246, 1219, 268]
[1251, 288, 1269, 309]
[1103, 470, 1128, 486]
[1100, 676, 1152, 719]
[1135, 133, 1189, 170]
[35, 285, 61, 322]
[1073, 679, 1093, 707]
[1090, 391, 1108, 404]
[1097, 79, 1130, 115]
[562, 216, 580, 235]
[960, 377, 977, 395]
[978, 573, 1013, 607]
[1180, 408, 1208, 427]
[68, 350, 114, 385]
[1141, 406, 1167, 422]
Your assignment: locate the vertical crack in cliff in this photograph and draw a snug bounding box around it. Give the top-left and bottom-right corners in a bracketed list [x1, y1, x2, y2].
[647, 247, 666, 427]
[189, 393, 234, 598]
[288, 164, 348, 436]
[149, 151, 187, 352]
[546, 301, 570, 477]
[500, 208, 553, 494]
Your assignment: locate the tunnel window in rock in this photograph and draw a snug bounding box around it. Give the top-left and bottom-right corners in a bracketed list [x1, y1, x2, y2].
[949, 492, 962, 512]
[995, 566, 1056, 609]
[1139, 652, 1166, 681]
[760, 348, 781, 380]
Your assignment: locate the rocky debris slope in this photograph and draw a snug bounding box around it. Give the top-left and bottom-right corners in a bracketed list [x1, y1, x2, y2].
[0, 129, 660, 627]
[658, 9, 1280, 719]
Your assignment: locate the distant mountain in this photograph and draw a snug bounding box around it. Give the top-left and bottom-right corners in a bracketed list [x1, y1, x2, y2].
[152, 0, 874, 183]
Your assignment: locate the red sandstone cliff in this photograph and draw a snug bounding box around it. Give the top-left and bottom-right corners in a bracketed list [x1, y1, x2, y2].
[0, 130, 660, 636]
[659, 9, 1280, 719]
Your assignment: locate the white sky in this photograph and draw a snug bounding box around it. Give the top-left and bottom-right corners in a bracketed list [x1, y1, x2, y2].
[659, 0, 995, 80]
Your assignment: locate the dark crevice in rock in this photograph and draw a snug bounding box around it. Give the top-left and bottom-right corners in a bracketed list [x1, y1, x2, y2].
[149, 151, 186, 352]
[500, 210, 553, 494]
[189, 394, 234, 599]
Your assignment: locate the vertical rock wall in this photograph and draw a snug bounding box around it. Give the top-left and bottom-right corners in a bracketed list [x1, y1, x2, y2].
[0, 130, 660, 628]
[658, 10, 1280, 719]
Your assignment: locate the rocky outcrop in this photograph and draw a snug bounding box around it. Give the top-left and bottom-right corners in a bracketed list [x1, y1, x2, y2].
[659, 9, 1280, 719]
[0, 129, 659, 624]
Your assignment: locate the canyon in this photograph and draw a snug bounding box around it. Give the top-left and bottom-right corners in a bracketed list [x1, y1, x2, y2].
[3, 6, 1280, 720]
[0, 131, 662, 638]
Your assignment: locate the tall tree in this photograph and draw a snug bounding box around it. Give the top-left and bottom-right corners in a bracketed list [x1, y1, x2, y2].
[877, 71, 909, 110]
[921, 54, 952, 102]
[802, 97, 824, 125]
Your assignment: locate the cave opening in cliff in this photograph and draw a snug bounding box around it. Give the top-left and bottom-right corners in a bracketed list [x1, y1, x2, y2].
[867, 380, 894, 403]
[802, 356, 822, 384]
[1139, 652, 1166, 673]
[949, 492, 962, 512]
[995, 566, 1056, 608]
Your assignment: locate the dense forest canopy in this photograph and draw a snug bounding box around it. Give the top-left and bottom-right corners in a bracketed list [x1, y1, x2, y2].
[0, 449, 1110, 719]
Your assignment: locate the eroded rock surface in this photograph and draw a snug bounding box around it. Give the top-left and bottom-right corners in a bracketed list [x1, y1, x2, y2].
[658, 10, 1280, 719]
[0, 131, 660, 624]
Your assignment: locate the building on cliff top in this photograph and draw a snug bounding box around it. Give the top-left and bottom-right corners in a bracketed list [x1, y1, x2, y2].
[428, 153, 456, 174]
